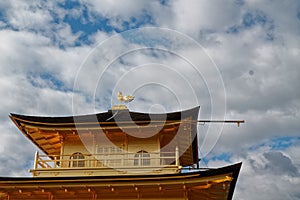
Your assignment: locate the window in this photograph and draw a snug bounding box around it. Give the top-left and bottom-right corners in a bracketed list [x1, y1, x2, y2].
[70, 152, 85, 167]
[97, 146, 123, 154]
[96, 146, 123, 167]
[134, 150, 150, 166]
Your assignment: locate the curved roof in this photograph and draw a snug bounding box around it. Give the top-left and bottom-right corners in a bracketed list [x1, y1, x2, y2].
[10, 106, 200, 127]
[10, 107, 200, 166]
[0, 162, 242, 200]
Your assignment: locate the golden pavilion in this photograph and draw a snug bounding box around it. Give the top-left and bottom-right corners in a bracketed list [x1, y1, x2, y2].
[0, 105, 241, 200]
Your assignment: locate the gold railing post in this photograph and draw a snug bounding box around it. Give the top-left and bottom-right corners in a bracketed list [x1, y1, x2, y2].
[33, 151, 39, 170]
[54, 156, 57, 168]
[175, 146, 179, 166]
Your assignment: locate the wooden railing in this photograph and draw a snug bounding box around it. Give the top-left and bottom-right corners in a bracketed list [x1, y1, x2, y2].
[33, 149, 180, 170]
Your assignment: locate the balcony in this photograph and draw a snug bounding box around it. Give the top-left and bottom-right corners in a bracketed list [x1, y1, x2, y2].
[31, 149, 181, 177]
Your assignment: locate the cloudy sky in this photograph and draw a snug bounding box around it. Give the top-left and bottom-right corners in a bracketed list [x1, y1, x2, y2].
[0, 0, 299, 199]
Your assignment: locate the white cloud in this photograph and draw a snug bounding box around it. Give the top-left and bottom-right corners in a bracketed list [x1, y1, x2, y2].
[231, 145, 300, 200]
[170, 0, 242, 33]
[0, 1, 299, 199]
[6, 2, 52, 30]
[0, 121, 35, 177]
[84, 0, 150, 20]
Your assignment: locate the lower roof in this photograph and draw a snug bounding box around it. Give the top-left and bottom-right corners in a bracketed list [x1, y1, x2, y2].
[0, 162, 241, 200]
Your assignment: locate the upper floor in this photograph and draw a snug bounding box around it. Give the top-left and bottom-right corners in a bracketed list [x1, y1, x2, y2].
[10, 107, 200, 177]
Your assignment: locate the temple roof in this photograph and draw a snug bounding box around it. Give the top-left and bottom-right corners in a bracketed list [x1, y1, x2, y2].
[10, 106, 200, 127]
[0, 162, 241, 200]
[10, 107, 200, 166]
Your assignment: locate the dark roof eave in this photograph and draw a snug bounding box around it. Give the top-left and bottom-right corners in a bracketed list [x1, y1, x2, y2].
[0, 162, 241, 182]
[10, 106, 200, 125]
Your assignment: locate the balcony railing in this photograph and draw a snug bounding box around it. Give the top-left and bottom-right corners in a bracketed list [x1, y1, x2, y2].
[32, 149, 180, 171]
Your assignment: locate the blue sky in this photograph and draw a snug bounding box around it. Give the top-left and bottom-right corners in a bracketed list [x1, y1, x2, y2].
[0, 1, 300, 199]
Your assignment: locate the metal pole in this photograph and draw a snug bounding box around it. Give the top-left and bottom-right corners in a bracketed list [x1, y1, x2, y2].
[197, 120, 245, 127]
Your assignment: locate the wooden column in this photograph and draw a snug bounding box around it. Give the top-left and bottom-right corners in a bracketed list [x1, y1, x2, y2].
[60, 136, 64, 168]
[175, 146, 179, 166]
[33, 151, 39, 170]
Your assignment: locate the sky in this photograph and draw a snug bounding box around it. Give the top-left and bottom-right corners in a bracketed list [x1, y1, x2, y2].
[0, 0, 299, 199]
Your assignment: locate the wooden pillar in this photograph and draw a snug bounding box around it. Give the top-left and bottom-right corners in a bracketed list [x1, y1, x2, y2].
[60, 136, 64, 168]
[175, 146, 179, 166]
[54, 156, 57, 168]
[33, 150, 39, 170]
[183, 185, 188, 200]
[93, 133, 96, 168]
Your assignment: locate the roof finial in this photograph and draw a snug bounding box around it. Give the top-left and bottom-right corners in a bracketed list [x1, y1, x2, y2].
[112, 91, 134, 110]
[117, 91, 134, 103]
